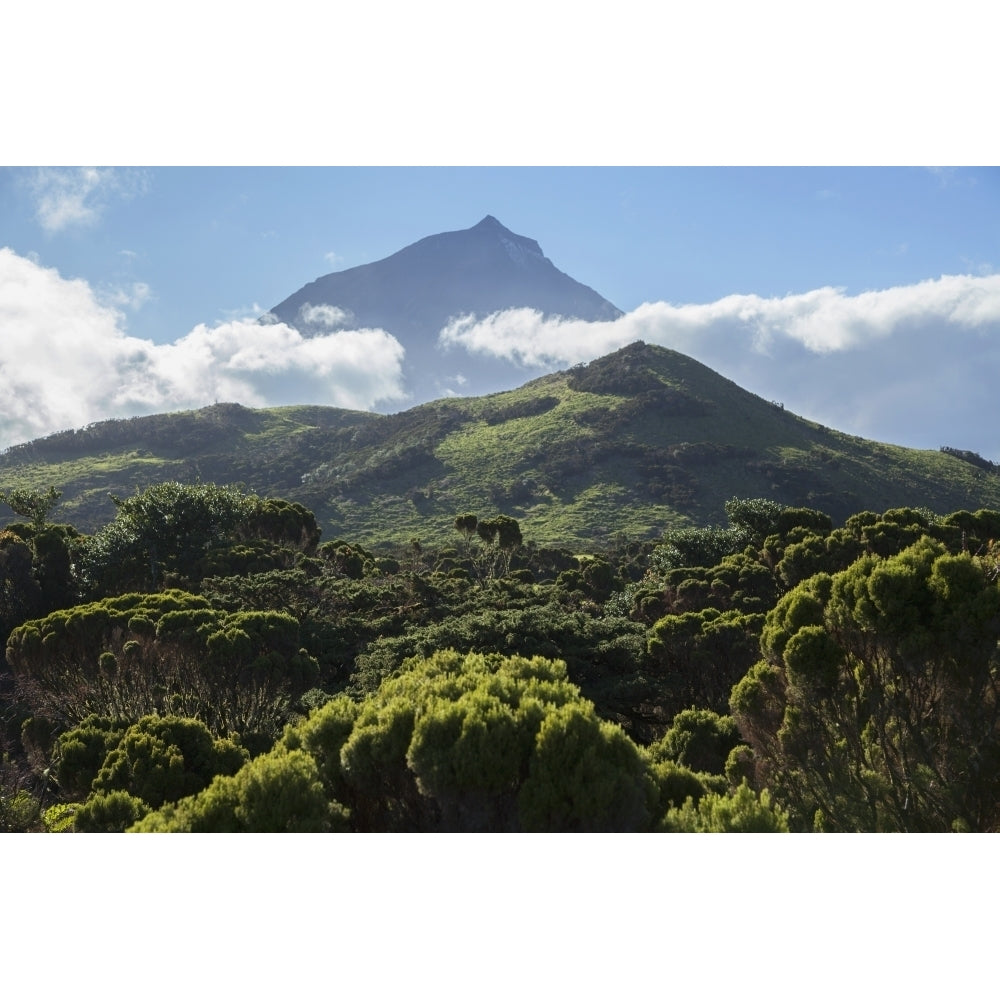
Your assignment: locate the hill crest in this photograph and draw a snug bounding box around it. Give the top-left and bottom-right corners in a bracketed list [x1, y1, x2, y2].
[4, 342, 999, 548]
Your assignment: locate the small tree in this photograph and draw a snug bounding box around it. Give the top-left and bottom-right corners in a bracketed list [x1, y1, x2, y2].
[0, 530, 42, 639]
[0, 487, 62, 529]
[453, 513, 478, 542]
[474, 515, 523, 580]
[79, 482, 259, 594]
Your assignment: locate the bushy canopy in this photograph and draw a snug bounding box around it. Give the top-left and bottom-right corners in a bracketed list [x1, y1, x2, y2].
[132, 649, 787, 833]
[7, 590, 318, 735]
[732, 537, 1000, 831]
[69, 714, 248, 832]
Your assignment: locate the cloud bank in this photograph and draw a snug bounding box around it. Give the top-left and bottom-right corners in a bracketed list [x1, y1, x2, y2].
[0, 248, 407, 450]
[439, 273, 1000, 459]
[5, 245, 1000, 463]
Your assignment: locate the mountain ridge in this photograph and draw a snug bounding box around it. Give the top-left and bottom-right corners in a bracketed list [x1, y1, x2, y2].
[4, 342, 1000, 549]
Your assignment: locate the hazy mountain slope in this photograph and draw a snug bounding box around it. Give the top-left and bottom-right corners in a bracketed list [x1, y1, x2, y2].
[3, 343, 999, 549]
[269, 215, 622, 335]
[266, 215, 623, 403]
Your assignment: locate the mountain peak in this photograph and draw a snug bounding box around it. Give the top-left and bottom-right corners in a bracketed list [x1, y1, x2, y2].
[471, 214, 520, 240]
[473, 214, 505, 230]
[466, 215, 543, 262]
[266, 216, 624, 404]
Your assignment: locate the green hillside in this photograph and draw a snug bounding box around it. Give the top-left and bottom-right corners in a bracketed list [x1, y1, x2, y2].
[3, 342, 1000, 548]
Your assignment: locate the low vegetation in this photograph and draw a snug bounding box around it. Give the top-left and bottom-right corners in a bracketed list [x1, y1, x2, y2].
[2, 472, 999, 832]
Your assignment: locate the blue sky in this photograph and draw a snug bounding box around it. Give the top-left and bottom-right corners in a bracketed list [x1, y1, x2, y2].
[3, 166, 998, 339]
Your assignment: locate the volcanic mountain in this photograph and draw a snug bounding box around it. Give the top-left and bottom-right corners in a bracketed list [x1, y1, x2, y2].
[265, 215, 623, 405]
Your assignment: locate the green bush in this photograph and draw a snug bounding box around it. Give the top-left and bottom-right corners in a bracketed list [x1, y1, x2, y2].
[76, 790, 149, 832]
[55, 716, 129, 798]
[135, 650, 665, 832]
[0, 788, 40, 832]
[91, 715, 247, 809]
[42, 802, 78, 833]
[328, 650, 656, 831]
[8, 592, 319, 735]
[660, 781, 789, 832]
[518, 702, 657, 832]
[651, 709, 741, 776]
[131, 748, 347, 833]
[732, 538, 1000, 831]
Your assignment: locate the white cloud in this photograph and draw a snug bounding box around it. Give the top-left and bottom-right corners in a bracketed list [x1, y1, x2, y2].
[438, 273, 1000, 458]
[154, 321, 407, 411]
[100, 281, 153, 311]
[298, 302, 353, 329]
[29, 167, 148, 233]
[0, 248, 407, 450]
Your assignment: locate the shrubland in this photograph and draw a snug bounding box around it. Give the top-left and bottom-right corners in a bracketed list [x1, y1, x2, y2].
[2, 479, 999, 832]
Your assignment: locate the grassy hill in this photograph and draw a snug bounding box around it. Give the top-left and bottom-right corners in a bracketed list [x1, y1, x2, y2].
[4, 342, 1000, 549]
